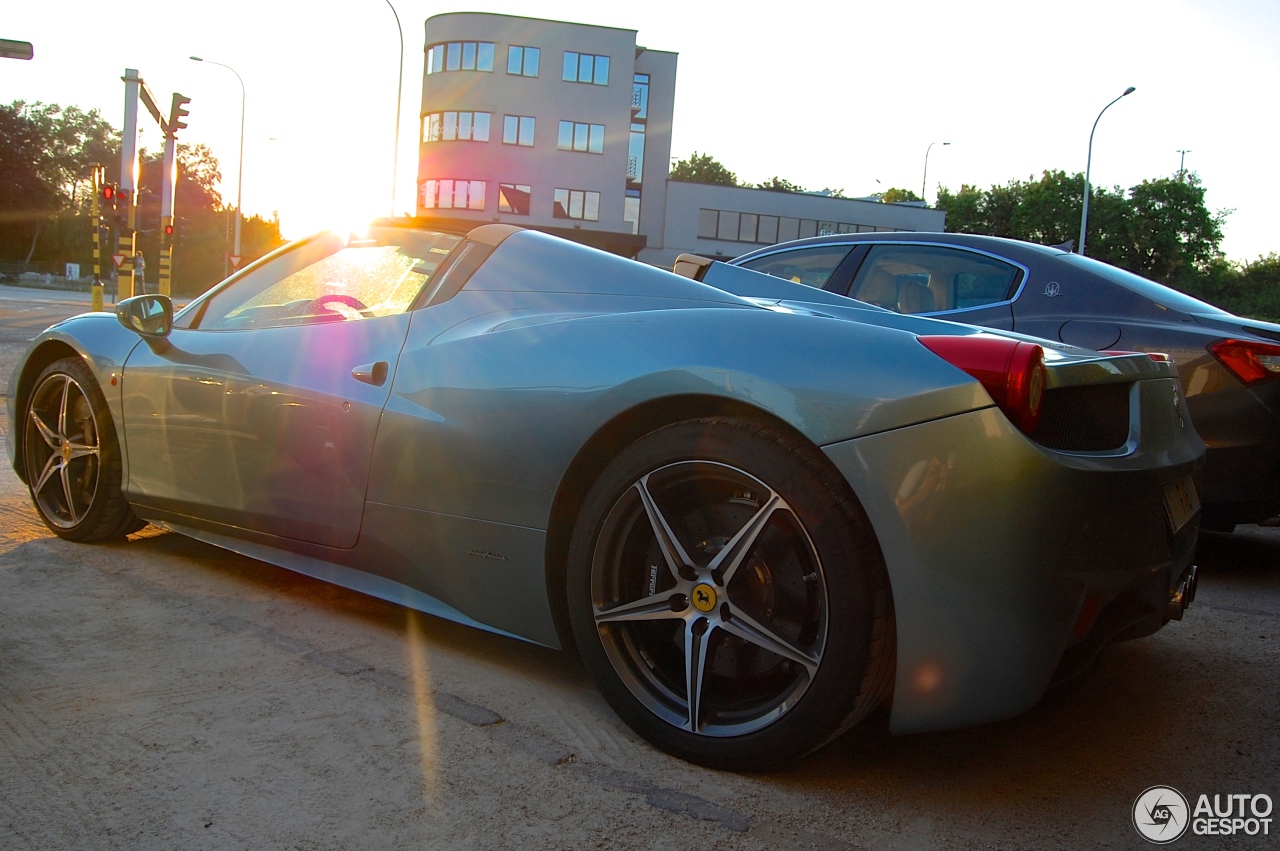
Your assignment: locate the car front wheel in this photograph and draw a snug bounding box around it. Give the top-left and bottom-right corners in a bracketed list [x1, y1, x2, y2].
[567, 418, 894, 770]
[22, 357, 144, 541]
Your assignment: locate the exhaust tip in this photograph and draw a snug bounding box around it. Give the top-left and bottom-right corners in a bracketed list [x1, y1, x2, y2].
[1165, 565, 1198, 621]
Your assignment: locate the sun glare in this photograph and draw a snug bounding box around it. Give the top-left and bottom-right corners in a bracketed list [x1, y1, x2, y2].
[406, 611, 441, 804]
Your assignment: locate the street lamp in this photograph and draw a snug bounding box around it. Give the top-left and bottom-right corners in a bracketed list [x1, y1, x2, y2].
[922, 141, 950, 204]
[190, 55, 245, 278]
[383, 0, 404, 217]
[1078, 86, 1135, 256]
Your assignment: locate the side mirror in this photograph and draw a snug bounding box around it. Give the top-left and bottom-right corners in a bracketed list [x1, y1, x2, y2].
[116, 295, 173, 338]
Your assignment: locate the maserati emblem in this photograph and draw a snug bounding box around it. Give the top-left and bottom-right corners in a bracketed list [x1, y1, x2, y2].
[692, 583, 717, 613]
[1044, 281, 1062, 297]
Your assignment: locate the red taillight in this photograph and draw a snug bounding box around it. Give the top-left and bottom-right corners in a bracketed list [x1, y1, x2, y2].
[919, 334, 1047, 434]
[1209, 338, 1280, 385]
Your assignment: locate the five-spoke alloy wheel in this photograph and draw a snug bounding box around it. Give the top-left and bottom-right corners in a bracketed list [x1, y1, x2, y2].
[23, 357, 142, 541]
[568, 418, 894, 770]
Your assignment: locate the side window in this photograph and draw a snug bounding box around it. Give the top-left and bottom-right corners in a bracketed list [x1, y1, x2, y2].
[848, 245, 1022, 314]
[194, 231, 463, 330]
[735, 246, 853, 289]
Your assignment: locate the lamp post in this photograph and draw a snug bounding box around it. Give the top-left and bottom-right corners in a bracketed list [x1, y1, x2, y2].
[190, 56, 245, 278]
[1078, 86, 1135, 256]
[383, 0, 404, 217]
[922, 141, 949, 203]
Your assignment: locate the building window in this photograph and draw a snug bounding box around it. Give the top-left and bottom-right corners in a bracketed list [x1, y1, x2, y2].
[507, 45, 539, 77]
[502, 115, 535, 146]
[695, 209, 900, 245]
[553, 188, 600, 221]
[623, 191, 641, 235]
[627, 128, 644, 182]
[562, 51, 609, 85]
[557, 121, 604, 154]
[422, 111, 490, 143]
[420, 178, 486, 211]
[697, 209, 719, 240]
[499, 183, 532, 215]
[426, 41, 495, 73]
[631, 73, 649, 120]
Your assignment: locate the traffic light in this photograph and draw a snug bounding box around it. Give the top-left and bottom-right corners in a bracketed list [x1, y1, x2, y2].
[164, 224, 174, 236]
[101, 184, 118, 220]
[169, 93, 191, 134]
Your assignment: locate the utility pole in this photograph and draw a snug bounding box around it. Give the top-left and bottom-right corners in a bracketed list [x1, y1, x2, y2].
[1176, 149, 1191, 182]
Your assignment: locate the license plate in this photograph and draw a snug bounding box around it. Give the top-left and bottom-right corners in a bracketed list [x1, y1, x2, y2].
[1162, 477, 1200, 534]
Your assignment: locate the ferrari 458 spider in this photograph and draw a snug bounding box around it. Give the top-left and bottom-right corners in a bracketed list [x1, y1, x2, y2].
[8, 223, 1202, 769]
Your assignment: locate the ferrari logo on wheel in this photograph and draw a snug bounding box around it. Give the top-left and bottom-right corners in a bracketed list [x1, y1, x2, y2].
[692, 583, 717, 613]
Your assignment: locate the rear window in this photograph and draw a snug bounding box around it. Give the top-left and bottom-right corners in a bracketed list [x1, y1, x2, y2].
[735, 245, 852, 289]
[1060, 255, 1228, 315]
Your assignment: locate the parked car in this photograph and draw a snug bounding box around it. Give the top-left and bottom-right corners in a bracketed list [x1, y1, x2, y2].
[9, 223, 1201, 770]
[730, 232, 1280, 530]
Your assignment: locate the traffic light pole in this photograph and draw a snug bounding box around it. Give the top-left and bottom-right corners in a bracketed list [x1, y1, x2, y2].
[120, 69, 190, 299]
[90, 164, 105, 312]
[158, 93, 189, 297]
[118, 70, 141, 300]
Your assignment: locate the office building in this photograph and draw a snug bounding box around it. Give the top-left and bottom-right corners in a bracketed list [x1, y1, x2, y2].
[415, 13, 944, 267]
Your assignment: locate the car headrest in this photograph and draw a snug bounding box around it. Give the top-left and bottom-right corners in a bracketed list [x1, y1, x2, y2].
[898, 281, 935, 314]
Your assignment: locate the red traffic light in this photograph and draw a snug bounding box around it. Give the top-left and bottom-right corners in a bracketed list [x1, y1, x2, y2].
[164, 224, 174, 236]
[102, 185, 116, 200]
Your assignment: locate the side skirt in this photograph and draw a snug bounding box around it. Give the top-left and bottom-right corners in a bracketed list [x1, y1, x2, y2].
[155, 520, 535, 645]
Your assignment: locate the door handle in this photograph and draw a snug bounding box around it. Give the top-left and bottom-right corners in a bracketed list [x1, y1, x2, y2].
[351, 361, 389, 386]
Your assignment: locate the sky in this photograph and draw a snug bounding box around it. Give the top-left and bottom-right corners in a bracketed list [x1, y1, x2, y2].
[4, 0, 1278, 261]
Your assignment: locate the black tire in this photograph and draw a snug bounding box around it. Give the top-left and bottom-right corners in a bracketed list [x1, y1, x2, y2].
[567, 418, 894, 770]
[22, 357, 145, 542]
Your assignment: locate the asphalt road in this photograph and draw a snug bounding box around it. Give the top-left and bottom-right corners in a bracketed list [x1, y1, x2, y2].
[0, 294, 1276, 850]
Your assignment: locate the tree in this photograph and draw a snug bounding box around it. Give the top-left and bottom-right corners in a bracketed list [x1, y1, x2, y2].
[935, 170, 1228, 283]
[0, 103, 62, 263]
[1, 100, 280, 295]
[670, 152, 737, 186]
[1009, 170, 1079, 246]
[934, 184, 984, 233]
[932, 169, 1271, 315]
[1119, 174, 1225, 285]
[880, 187, 921, 204]
[136, 144, 282, 295]
[754, 176, 806, 193]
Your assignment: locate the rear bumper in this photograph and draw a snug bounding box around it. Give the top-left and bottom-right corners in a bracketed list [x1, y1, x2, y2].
[1189, 378, 1280, 526]
[823, 376, 1203, 734]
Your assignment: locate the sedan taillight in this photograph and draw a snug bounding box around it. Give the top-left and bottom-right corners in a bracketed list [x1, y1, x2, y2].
[919, 335, 1047, 434]
[1209, 338, 1280, 385]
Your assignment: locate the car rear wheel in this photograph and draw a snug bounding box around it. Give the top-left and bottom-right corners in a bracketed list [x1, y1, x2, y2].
[23, 357, 144, 541]
[567, 418, 894, 770]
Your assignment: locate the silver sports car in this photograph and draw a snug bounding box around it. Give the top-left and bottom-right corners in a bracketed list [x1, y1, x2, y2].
[8, 223, 1203, 770]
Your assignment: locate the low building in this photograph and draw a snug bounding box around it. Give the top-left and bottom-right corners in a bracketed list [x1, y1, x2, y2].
[645, 182, 945, 269]
[415, 13, 945, 267]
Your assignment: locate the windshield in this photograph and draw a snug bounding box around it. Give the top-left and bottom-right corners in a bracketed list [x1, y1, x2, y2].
[1060, 254, 1229, 316]
[188, 227, 463, 330]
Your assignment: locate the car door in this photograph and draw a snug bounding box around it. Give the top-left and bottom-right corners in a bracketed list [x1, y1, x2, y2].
[120, 229, 463, 549]
[842, 243, 1023, 330]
